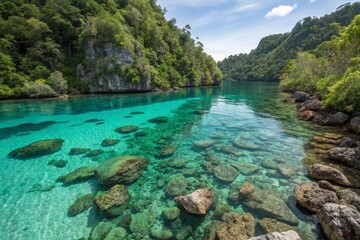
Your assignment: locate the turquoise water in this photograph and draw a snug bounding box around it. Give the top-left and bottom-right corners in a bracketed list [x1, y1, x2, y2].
[0, 81, 332, 239]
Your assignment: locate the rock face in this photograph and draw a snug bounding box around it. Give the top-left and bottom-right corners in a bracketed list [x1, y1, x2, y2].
[8, 139, 64, 159]
[317, 203, 360, 240]
[328, 147, 360, 170]
[77, 41, 152, 93]
[174, 189, 213, 215]
[213, 165, 239, 182]
[249, 230, 301, 240]
[350, 117, 360, 134]
[95, 184, 131, 216]
[95, 155, 148, 186]
[294, 183, 338, 213]
[308, 164, 351, 187]
[68, 194, 94, 216]
[325, 112, 350, 125]
[243, 190, 298, 225]
[293, 91, 310, 102]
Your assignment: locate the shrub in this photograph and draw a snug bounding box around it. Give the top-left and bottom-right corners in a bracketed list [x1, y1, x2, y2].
[23, 80, 56, 98]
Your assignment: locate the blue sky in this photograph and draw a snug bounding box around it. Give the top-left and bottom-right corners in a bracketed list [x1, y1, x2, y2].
[157, 0, 358, 61]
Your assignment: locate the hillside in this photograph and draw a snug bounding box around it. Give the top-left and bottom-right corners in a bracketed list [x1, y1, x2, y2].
[0, 0, 222, 99]
[218, 2, 360, 81]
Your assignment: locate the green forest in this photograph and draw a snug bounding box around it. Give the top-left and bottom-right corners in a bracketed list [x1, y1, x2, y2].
[0, 0, 222, 99]
[281, 13, 360, 113]
[218, 2, 360, 82]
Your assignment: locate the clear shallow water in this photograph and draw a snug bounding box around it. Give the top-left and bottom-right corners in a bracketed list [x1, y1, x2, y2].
[0, 81, 336, 239]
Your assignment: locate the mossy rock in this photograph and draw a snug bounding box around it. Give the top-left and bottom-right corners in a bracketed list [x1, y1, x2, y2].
[95, 155, 148, 186]
[95, 185, 131, 216]
[48, 159, 68, 168]
[8, 139, 64, 159]
[148, 116, 169, 124]
[69, 147, 90, 155]
[101, 139, 120, 147]
[115, 125, 139, 134]
[68, 194, 94, 216]
[57, 166, 96, 184]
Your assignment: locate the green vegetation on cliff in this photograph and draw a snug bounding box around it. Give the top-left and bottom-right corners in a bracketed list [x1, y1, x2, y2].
[218, 2, 360, 82]
[0, 0, 222, 99]
[280, 14, 360, 113]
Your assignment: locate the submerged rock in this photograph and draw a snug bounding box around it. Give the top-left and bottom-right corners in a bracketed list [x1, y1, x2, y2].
[350, 117, 360, 134]
[89, 222, 113, 240]
[115, 125, 139, 134]
[95, 185, 130, 216]
[95, 155, 148, 186]
[317, 203, 360, 240]
[57, 166, 96, 184]
[28, 183, 55, 192]
[232, 138, 261, 150]
[148, 116, 169, 124]
[294, 183, 338, 213]
[68, 147, 90, 155]
[293, 91, 310, 102]
[193, 140, 217, 149]
[158, 145, 176, 158]
[220, 145, 243, 156]
[230, 162, 260, 175]
[261, 160, 278, 170]
[258, 218, 295, 234]
[68, 194, 93, 216]
[101, 139, 120, 147]
[327, 147, 360, 170]
[278, 165, 298, 178]
[213, 165, 239, 182]
[239, 183, 256, 198]
[174, 188, 214, 215]
[8, 139, 64, 159]
[243, 190, 298, 225]
[48, 159, 68, 168]
[130, 212, 156, 237]
[104, 227, 126, 240]
[249, 230, 300, 240]
[308, 164, 351, 187]
[162, 207, 180, 221]
[150, 226, 173, 240]
[85, 149, 104, 158]
[165, 176, 188, 196]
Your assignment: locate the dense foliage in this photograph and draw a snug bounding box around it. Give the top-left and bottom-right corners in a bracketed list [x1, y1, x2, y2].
[218, 2, 360, 81]
[280, 14, 360, 113]
[0, 0, 222, 99]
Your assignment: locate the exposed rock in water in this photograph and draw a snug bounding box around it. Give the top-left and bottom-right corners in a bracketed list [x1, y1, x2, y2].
[319, 180, 337, 192]
[68, 194, 93, 216]
[68, 147, 90, 155]
[57, 166, 96, 184]
[258, 218, 295, 234]
[317, 203, 360, 240]
[158, 145, 176, 158]
[101, 139, 120, 147]
[202, 212, 255, 240]
[174, 188, 214, 215]
[115, 125, 139, 134]
[242, 189, 298, 225]
[337, 190, 360, 211]
[193, 140, 217, 149]
[8, 139, 64, 159]
[294, 183, 338, 213]
[350, 117, 360, 134]
[148, 116, 169, 124]
[308, 164, 351, 187]
[165, 176, 188, 196]
[327, 147, 360, 170]
[293, 91, 310, 102]
[325, 112, 350, 125]
[95, 155, 148, 186]
[301, 99, 322, 111]
[249, 230, 301, 240]
[339, 137, 357, 148]
[95, 185, 130, 216]
[48, 159, 68, 168]
[213, 165, 239, 182]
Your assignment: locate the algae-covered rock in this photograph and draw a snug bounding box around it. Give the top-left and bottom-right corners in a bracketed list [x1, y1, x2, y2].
[243, 190, 298, 225]
[89, 222, 113, 240]
[95, 185, 130, 216]
[101, 139, 120, 147]
[115, 125, 139, 134]
[68, 194, 93, 216]
[130, 212, 156, 237]
[162, 207, 180, 221]
[148, 116, 169, 124]
[150, 226, 173, 240]
[174, 189, 214, 215]
[258, 218, 295, 233]
[95, 155, 148, 186]
[214, 165, 239, 182]
[165, 176, 188, 196]
[104, 227, 126, 240]
[158, 145, 176, 158]
[8, 139, 64, 159]
[68, 147, 90, 155]
[57, 166, 96, 184]
[48, 159, 68, 168]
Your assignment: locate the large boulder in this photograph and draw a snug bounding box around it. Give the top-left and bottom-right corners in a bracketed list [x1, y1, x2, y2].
[327, 147, 360, 170]
[213, 165, 239, 182]
[294, 183, 338, 213]
[95, 155, 148, 186]
[174, 188, 213, 215]
[293, 91, 310, 102]
[57, 166, 96, 184]
[350, 117, 360, 134]
[325, 112, 350, 126]
[8, 139, 64, 159]
[242, 190, 298, 225]
[249, 230, 301, 240]
[301, 99, 322, 111]
[95, 184, 131, 216]
[317, 203, 360, 240]
[308, 164, 351, 187]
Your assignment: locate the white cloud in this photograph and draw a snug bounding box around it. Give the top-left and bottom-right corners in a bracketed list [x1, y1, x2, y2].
[310, 0, 316, 2]
[265, 4, 298, 19]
